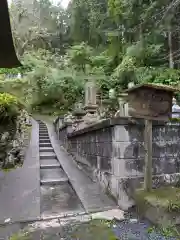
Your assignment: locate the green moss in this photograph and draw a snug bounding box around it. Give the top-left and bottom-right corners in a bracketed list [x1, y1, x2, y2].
[170, 118, 180, 122]
[10, 232, 30, 240]
[134, 187, 180, 213]
[70, 219, 118, 240]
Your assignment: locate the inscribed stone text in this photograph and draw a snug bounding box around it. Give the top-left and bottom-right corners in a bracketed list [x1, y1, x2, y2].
[128, 88, 172, 120]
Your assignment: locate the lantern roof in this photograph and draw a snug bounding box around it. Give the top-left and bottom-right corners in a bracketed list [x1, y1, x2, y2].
[0, 0, 21, 68]
[125, 83, 179, 94]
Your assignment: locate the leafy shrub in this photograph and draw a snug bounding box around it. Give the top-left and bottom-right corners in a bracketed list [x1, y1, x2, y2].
[0, 93, 23, 124]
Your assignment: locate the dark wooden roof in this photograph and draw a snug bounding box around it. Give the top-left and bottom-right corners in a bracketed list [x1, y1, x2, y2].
[0, 0, 21, 68]
[125, 83, 180, 93]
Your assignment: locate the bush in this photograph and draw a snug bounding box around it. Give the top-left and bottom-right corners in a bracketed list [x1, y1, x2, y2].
[0, 93, 23, 124]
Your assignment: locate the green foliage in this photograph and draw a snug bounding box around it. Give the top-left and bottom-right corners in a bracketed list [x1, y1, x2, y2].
[67, 42, 93, 72]
[0, 93, 22, 124]
[111, 56, 137, 89]
[135, 67, 180, 86]
[5, 0, 180, 116]
[148, 225, 180, 238]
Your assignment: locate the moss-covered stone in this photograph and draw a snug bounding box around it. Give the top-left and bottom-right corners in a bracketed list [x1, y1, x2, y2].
[0, 109, 31, 169]
[134, 187, 180, 226]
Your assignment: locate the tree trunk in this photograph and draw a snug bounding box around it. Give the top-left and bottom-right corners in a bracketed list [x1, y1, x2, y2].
[168, 24, 174, 68]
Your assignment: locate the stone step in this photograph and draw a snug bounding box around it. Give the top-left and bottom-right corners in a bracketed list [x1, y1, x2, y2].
[51, 140, 116, 213]
[40, 185, 84, 219]
[39, 130, 48, 133]
[40, 168, 68, 185]
[39, 143, 52, 148]
[39, 147, 54, 153]
[40, 161, 60, 169]
[39, 139, 51, 144]
[39, 134, 49, 137]
[39, 136, 50, 139]
[40, 152, 57, 160]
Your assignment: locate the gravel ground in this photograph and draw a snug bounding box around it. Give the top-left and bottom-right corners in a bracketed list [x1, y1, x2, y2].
[3, 217, 177, 240]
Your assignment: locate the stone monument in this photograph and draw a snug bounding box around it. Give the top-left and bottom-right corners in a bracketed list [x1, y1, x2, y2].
[83, 80, 99, 124]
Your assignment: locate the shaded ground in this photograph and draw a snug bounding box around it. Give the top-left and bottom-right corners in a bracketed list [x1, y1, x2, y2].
[0, 119, 40, 225]
[2, 217, 178, 240]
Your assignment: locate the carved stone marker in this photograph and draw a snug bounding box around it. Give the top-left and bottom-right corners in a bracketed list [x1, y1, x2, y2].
[84, 80, 97, 110]
[83, 80, 99, 124]
[126, 84, 177, 121]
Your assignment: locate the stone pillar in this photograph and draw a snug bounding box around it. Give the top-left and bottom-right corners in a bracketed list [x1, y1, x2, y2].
[172, 97, 180, 118]
[116, 93, 128, 117]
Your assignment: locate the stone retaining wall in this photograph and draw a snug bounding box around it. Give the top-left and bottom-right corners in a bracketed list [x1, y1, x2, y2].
[0, 110, 31, 169]
[55, 117, 180, 210]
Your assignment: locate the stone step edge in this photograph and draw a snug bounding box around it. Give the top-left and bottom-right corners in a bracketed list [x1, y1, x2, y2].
[40, 156, 57, 160]
[40, 178, 69, 185]
[39, 140, 51, 142]
[40, 164, 61, 169]
[39, 148, 54, 152]
[39, 144, 52, 146]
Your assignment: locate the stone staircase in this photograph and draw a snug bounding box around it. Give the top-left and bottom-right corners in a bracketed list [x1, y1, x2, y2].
[38, 120, 116, 219]
[39, 122, 69, 186]
[38, 121, 85, 219]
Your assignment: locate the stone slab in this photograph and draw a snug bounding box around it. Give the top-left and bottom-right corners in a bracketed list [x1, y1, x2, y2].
[41, 185, 84, 219]
[47, 124, 116, 214]
[40, 169, 68, 183]
[39, 136, 50, 139]
[39, 139, 51, 143]
[40, 152, 56, 159]
[39, 147, 54, 152]
[39, 143, 52, 148]
[91, 209, 124, 221]
[0, 119, 41, 224]
[40, 159, 60, 169]
[39, 133, 49, 136]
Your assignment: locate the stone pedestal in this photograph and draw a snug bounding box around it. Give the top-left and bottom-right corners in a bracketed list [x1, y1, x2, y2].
[72, 108, 86, 130]
[83, 104, 99, 125]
